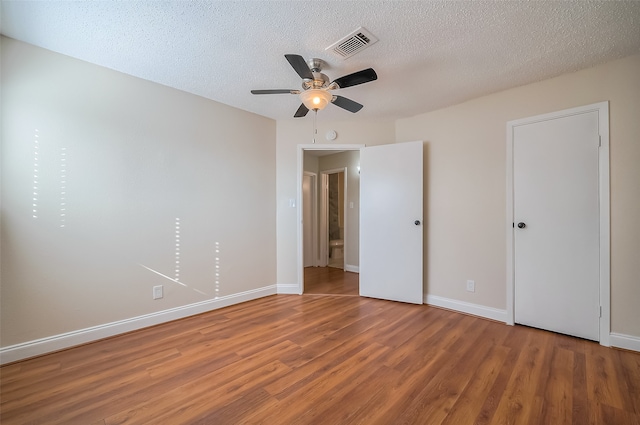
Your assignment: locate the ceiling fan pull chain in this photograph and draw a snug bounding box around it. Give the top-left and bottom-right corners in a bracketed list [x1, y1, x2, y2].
[313, 109, 317, 144]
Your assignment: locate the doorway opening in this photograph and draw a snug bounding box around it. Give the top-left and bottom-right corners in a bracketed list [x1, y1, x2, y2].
[296, 141, 424, 304]
[297, 144, 363, 296]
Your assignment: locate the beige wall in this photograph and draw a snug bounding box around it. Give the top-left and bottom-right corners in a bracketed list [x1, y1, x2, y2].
[396, 54, 640, 338]
[1, 38, 277, 347]
[276, 119, 395, 288]
[2, 35, 637, 353]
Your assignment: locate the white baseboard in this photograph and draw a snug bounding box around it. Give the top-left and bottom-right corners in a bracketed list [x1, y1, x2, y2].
[7, 286, 630, 366]
[610, 332, 640, 352]
[345, 264, 359, 273]
[276, 283, 300, 294]
[425, 296, 638, 352]
[0, 285, 277, 365]
[425, 294, 508, 323]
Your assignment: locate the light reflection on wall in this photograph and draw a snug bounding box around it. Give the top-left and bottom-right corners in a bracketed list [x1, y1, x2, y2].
[175, 218, 180, 282]
[60, 147, 67, 227]
[215, 241, 220, 298]
[137, 221, 221, 298]
[32, 130, 39, 218]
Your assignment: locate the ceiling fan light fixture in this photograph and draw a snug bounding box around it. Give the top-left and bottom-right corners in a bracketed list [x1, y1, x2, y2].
[300, 89, 332, 111]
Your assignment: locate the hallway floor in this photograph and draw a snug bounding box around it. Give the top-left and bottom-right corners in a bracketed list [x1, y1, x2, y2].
[303, 266, 358, 296]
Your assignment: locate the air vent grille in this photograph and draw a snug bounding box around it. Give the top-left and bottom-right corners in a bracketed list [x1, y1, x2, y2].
[326, 27, 378, 59]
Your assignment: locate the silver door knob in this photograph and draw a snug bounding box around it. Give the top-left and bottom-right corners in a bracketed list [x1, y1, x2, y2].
[517, 222, 526, 229]
[415, 220, 421, 226]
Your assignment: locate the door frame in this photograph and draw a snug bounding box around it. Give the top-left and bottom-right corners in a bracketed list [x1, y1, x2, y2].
[297, 144, 364, 294]
[320, 167, 347, 269]
[303, 171, 318, 267]
[505, 101, 610, 346]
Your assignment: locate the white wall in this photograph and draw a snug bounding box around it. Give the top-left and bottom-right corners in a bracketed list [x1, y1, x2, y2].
[396, 54, 640, 342]
[0, 38, 277, 351]
[276, 119, 395, 289]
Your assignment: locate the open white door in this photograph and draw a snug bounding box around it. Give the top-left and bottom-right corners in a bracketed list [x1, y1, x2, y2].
[360, 141, 423, 304]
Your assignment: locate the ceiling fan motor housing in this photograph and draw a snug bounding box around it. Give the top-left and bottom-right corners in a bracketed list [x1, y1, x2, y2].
[302, 72, 330, 90]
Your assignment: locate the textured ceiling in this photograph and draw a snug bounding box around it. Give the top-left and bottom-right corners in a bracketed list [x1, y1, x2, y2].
[2, 1, 640, 121]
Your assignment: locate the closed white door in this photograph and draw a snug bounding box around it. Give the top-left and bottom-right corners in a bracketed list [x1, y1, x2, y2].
[513, 111, 600, 340]
[360, 141, 423, 304]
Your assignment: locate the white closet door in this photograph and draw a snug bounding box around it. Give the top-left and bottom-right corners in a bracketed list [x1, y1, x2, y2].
[513, 111, 600, 341]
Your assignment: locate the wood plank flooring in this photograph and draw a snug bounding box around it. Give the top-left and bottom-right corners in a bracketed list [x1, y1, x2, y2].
[1, 292, 639, 424]
[304, 266, 359, 296]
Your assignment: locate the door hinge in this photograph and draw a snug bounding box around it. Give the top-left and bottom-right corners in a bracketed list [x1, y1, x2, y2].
[598, 135, 602, 147]
[599, 306, 602, 318]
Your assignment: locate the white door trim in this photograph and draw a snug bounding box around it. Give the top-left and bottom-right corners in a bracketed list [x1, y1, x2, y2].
[320, 173, 329, 266]
[506, 101, 610, 346]
[303, 171, 318, 267]
[297, 144, 364, 294]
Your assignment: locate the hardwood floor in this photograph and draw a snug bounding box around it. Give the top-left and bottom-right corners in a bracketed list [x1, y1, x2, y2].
[304, 266, 359, 296]
[1, 294, 639, 424]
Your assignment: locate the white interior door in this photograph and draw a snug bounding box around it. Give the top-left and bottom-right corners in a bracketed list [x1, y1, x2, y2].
[513, 111, 600, 341]
[360, 141, 423, 304]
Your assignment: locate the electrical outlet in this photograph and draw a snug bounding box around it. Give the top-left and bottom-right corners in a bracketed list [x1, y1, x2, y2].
[466, 280, 475, 292]
[153, 285, 163, 299]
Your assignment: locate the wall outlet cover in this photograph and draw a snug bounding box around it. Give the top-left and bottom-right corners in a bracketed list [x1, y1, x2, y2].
[153, 285, 164, 299]
[466, 280, 475, 292]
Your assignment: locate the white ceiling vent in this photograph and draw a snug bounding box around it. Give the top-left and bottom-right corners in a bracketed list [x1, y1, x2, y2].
[326, 27, 378, 59]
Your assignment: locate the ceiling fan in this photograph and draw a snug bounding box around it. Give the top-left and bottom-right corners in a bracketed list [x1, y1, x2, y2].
[251, 54, 377, 118]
